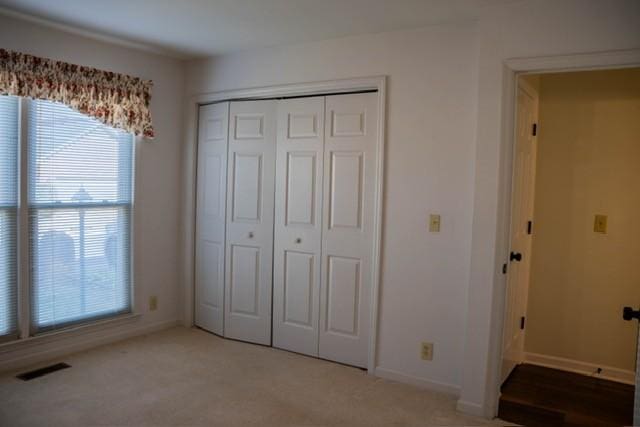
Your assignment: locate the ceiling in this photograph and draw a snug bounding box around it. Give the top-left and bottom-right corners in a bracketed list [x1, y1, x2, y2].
[0, 0, 515, 59]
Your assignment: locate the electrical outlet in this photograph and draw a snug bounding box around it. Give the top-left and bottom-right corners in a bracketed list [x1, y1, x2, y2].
[420, 342, 434, 361]
[429, 214, 441, 232]
[149, 296, 158, 311]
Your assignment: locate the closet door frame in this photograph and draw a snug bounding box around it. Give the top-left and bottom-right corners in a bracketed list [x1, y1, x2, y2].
[183, 76, 386, 373]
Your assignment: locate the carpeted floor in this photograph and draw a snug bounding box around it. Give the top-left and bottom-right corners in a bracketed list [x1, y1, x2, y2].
[0, 327, 501, 426]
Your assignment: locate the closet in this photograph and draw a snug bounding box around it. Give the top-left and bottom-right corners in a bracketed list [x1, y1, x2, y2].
[194, 92, 378, 368]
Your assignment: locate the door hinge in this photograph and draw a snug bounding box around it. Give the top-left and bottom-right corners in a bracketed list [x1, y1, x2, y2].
[520, 316, 526, 330]
[532, 123, 537, 136]
[502, 263, 508, 274]
[527, 221, 533, 235]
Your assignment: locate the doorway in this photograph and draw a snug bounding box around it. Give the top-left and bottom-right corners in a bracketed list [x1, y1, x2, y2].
[498, 68, 640, 426]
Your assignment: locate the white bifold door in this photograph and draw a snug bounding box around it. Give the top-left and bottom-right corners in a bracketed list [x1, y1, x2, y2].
[318, 93, 378, 367]
[195, 93, 379, 367]
[272, 97, 325, 356]
[272, 93, 378, 368]
[224, 100, 277, 345]
[194, 102, 229, 335]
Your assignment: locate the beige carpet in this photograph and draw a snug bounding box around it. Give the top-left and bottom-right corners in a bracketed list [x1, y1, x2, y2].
[0, 327, 501, 426]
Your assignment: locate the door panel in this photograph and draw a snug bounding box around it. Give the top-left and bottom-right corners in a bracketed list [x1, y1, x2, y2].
[319, 93, 378, 368]
[329, 152, 363, 229]
[232, 153, 262, 221]
[199, 241, 223, 307]
[501, 79, 538, 382]
[234, 114, 265, 139]
[229, 244, 260, 316]
[326, 256, 360, 336]
[273, 97, 325, 356]
[224, 100, 276, 345]
[286, 153, 316, 225]
[195, 102, 229, 335]
[283, 250, 314, 327]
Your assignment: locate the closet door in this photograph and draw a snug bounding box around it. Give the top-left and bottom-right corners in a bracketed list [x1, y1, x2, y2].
[319, 93, 378, 368]
[272, 97, 325, 356]
[224, 100, 277, 345]
[195, 102, 229, 335]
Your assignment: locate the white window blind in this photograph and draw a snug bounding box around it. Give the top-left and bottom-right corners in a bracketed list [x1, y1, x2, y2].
[28, 99, 133, 332]
[0, 95, 18, 340]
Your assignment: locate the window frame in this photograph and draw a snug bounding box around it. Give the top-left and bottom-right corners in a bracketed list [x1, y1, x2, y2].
[11, 98, 136, 340]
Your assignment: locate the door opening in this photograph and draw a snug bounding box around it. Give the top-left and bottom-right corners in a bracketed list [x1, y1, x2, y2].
[498, 68, 640, 426]
[194, 88, 382, 370]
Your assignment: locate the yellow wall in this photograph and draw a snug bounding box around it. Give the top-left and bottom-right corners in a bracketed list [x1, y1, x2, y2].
[525, 68, 640, 372]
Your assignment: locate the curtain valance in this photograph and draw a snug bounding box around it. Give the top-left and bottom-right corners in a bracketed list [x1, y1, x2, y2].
[0, 49, 154, 138]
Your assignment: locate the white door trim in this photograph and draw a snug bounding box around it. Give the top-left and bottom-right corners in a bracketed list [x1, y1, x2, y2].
[181, 76, 387, 374]
[463, 49, 640, 418]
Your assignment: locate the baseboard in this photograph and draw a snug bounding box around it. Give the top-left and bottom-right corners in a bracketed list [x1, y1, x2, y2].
[524, 352, 635, 385]
[456, 399, 486, 417]
[374, 367, 461, 396]
[0, 318, 179, 374]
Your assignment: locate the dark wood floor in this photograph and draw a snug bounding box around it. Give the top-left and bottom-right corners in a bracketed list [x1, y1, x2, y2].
[498, 364, 635, 427]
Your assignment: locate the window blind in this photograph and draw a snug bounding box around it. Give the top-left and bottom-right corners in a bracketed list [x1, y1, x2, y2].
[0, 95, 18, 339]
[28, 99, 133, 332]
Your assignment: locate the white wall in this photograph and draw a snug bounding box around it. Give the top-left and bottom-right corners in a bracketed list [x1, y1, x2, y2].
[186, 23, 480, 392]
[0, 14, 184, 369]
[461, 0, 640, 417]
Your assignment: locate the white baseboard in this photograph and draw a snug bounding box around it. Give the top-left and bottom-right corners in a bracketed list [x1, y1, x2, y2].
[524, 352, 636, 385]
[374, 367, 461, 396]
[0, 317, 179, 373]
[456, 399, 486, 417]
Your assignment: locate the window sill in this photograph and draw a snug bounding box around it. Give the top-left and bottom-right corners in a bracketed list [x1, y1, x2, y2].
[0, 312, 142, 354]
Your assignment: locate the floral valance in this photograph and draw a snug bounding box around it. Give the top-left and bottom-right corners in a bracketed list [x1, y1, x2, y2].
[0, 49, 154, 138]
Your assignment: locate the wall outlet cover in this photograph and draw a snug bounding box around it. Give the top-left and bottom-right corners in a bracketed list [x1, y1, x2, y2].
[149, 296, 158, 311]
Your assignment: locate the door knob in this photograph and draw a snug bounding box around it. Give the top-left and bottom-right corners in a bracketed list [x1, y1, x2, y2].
[295, 238, 302, 244]
[509, 252, 522, 262]
[622, 306, 640, 321]
[248, 232, 254, 239]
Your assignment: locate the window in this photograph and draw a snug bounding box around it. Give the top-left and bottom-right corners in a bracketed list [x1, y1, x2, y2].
[0, 96, 18, 341]
[0, 95, 134, 339]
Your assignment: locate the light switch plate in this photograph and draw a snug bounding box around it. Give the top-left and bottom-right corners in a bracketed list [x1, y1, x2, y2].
[429, 214, 441, 232]
[594, 214, 607, 233]
[421, 342, 434, 361]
